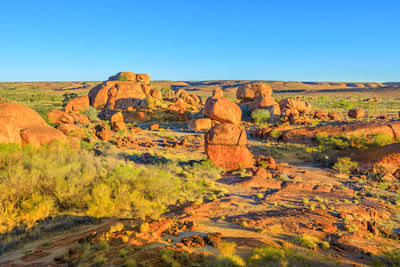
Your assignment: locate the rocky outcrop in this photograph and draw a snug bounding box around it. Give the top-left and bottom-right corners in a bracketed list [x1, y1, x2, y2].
[204, 89, 253, 171]
[0, 103, 66, 147]
[88, 72, 153, 109]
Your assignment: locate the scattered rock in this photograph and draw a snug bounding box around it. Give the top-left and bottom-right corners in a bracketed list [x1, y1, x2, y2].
[348, 109, 364, 119]
[149, 123, 160, 130]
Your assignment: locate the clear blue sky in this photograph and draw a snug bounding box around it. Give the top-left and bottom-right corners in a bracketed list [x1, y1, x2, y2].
[0, 0, 399, 82]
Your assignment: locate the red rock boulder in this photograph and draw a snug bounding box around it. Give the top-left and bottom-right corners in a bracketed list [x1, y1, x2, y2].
[203, 96, 242, 125]
[204, 123, 253, 171]
[47, 110, 74, 124]
[348, 109, 364, 119]
[20, 126, 67, 148]
[237, 83, 272, 101]
[65, 96, 90, 113]
[205, 143, 254, 171]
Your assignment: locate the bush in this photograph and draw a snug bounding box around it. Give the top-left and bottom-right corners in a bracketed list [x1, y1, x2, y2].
[82, 106, 99, 122]
[62, 93, 78, 107]
[247, 246, 310, 266]
[333, 157, 358, 173]
[294, 234, 319, 249]
[0, 144, 219, 235]
[251, 109, 271, 124]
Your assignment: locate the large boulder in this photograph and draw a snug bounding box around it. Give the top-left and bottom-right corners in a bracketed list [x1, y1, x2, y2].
[237, 83, 272, 101]
[205, 143, 254, 171]
[205, 123, 247, 146]
[203, 91, 242, 125]
[65, 95, 90, 113]
[20, 126, 66, 148]
[0, 103, 48, 130]
[47, 110, 74, 124]
[204, 122, 253, 171]
[0, 103, 66, 147]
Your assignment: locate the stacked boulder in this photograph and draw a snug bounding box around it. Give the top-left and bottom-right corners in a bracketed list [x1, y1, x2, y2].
[203, 88, 254, 171]
[0, 103, 67, 148]
[88, 72, 156, 110]
[237, 83, 281, 122]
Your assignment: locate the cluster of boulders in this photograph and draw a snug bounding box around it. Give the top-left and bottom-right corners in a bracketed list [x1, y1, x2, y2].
[88, 72, 155, 110]
[279, 97, 312, 124]
[0, 103, 67, 148]
[236, 83, 314, 124]
[203, 88, 254, 171]
[237, 83, 281, 122]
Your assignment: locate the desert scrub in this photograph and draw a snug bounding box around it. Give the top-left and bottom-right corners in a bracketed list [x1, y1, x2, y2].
[371, 249, 400, 267]
[333, 157, 358, 173]
[251, 109, 271, 124]
[0, 144, 217, 235]
[247, 246, 310, 267]
[212, 241, 245, 266]
[81, 106, 99, 122]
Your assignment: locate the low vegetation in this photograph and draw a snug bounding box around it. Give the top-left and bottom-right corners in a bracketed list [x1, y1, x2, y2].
[0, 144, 221, 242]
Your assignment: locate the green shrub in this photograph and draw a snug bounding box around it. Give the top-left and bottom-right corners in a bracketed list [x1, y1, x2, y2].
[294, 234, 319, 249]
[372, 133, 393, 147]
[82, 106, 99, 122]
[371, 250, 400, 267]
[0, 144, 218, 235]
[247, 246, 310, 267]
[333, 157, 358, 173]
[251, 109, 271, 124]
[160, 248, 181, 267]
[62, 93, 78, 107]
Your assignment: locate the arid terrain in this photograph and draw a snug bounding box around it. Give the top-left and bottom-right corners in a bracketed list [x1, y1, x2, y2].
[0, 73, 399, 267]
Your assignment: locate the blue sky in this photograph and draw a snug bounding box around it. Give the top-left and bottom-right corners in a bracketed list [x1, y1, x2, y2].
[0, 0, 399, 82]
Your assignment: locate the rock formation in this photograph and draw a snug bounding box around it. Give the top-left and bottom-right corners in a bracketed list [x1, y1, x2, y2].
[203, 89, 253, 171]
[0, 103, 66, 148]
[88, 72, 154, 110]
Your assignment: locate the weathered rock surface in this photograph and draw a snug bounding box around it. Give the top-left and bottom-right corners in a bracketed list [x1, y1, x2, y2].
[0, 103, 66, 147]
[47, 110, 74, 124]
[237, 83, 272, 100]
[65, 96, 90, 113]
[88, 72, 152, 110]
[203, 92, 242, 125]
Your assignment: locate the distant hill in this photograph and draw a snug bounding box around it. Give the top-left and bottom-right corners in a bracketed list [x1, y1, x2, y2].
[153, 80, 397, 97]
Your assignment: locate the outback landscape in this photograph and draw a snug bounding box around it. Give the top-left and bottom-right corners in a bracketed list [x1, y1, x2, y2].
[0, 72, 399, 267]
